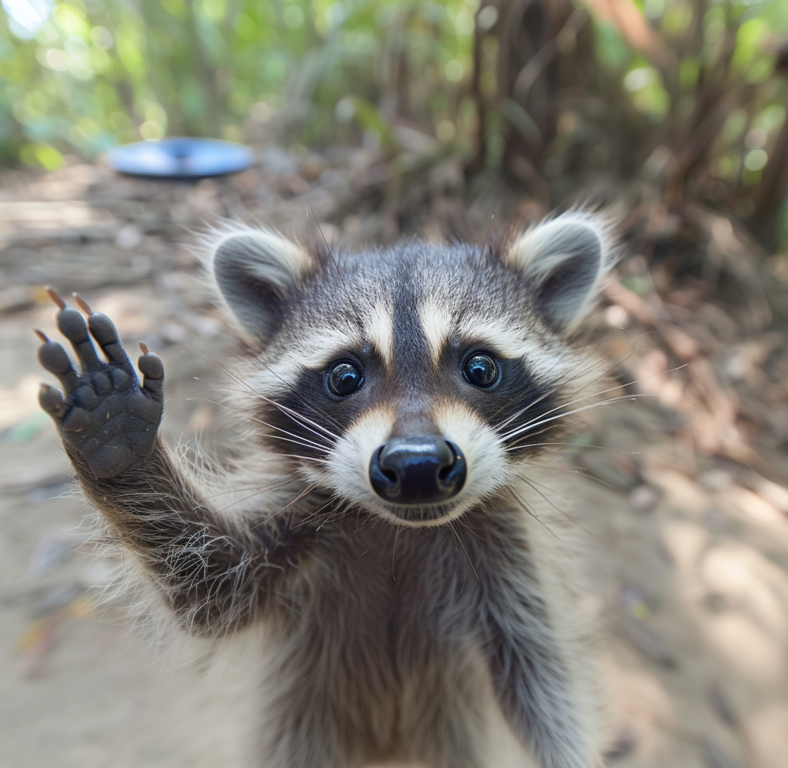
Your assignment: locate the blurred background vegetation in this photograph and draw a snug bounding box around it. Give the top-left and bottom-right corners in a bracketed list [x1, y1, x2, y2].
[2, 0, 788, 248]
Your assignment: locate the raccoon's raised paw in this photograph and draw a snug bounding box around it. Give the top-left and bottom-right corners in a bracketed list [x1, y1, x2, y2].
[36, 289, 164, 479]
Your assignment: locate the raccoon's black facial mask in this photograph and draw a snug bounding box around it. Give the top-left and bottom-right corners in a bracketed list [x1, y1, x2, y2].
[203, 212, 614, 527]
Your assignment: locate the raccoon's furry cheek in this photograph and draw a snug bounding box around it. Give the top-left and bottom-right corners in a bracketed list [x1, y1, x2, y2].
[432, 401, 510, 503]
[324, 406, 397, 505]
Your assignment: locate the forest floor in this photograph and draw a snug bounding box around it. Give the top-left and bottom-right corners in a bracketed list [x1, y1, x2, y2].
[1, 149, 788, 768]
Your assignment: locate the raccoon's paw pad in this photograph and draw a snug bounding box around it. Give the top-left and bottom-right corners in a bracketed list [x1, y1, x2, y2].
[36, 290, 165, 479]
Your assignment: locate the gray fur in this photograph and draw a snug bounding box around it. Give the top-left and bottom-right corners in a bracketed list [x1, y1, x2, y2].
[39, 212, 615, 768]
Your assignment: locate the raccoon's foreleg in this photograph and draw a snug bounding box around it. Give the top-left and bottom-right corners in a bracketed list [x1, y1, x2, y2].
[36, 294, 276, 635]
[483, 538, 601, 768]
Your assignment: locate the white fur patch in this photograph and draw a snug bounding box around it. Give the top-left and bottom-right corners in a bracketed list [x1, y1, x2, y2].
[432, 399, 510, 511]
[249, 326, 363, 394]
[418, 297, 454, 366]
[363, 300, 395, 368]
[325, 405, 396, 509]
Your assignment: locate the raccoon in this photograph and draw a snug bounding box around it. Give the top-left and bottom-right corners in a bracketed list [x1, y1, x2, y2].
[36, 211, 615, 768]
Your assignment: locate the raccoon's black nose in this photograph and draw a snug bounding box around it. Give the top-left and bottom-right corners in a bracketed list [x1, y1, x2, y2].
[369, 437, 467, 505]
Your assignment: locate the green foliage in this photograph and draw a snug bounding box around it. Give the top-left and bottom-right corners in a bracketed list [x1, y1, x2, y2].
[1, 0, 788, 248]
[0, 0, 475, 166]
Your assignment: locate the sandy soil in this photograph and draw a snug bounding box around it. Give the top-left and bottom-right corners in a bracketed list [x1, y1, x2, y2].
[1, 159, 787, 768]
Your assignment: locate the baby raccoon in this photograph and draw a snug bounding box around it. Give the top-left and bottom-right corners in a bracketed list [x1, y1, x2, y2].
[37, 211, 614, 768]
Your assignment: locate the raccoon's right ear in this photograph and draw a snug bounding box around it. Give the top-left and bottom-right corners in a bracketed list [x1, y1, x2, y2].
[504, 212, 614, 334]
[204, 228, 312, 342]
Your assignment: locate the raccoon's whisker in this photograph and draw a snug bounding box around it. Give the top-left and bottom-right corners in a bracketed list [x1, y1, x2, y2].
[354, 506, 379, 534]
[505, 386, 697, 447]
[197, 399, 333, 452]
[276, 403, 342, 443]
[252, 386, 341, 441]
[216, 482, 304, 514]
[316, 499, 349, 531]
[237, 355, 341, 437]
[247, 412, 334, 450]
[193, 348, 341, 440]
[501, 394, 656, 442]
[276, 454, 330, 465]
[290, 390, 346, 432]
[250, 483, 319, 530]
[292, 496, 339, 529]
[249, 363, 345, 435]
[246, 358, 346, 434]
[508, 471, 571, 502]
[448, 521, 479, 581]
[506, 488, 564, 542]
[555, 362, 688, 412]
[247, 381, 339, 435]
[494, 366, 602, 436]
[503, 423, 566, 449]
[456, 517, 485, 541]
[360, 522, 391, 555]
[392, 525, 401, 581]
[242, 414, 334, 451]
[263, 433, 333, 454]
[493, 345, 625, 430]
[514, 360, 690, 439]
[513, 473, 596, 539]
[487, 348, 596, 424]
[493, 388, 558, 431]
[490, 347, 612, 428]
[505, 441, 639, 455]
[202, 477, 298, 502]
[516, 461, 618, 489]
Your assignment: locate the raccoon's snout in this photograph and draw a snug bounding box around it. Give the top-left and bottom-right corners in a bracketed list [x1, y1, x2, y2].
[369, 437, 467, 505]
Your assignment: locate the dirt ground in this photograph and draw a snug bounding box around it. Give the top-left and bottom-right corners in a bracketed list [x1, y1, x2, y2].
[1, 153, 788, 768]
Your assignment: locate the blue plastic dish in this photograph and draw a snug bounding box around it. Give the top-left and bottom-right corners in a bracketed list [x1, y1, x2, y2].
[106, 137, 253, 179]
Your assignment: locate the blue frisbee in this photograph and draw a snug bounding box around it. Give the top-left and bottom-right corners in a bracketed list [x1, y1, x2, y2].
[106, 137, 253, 179]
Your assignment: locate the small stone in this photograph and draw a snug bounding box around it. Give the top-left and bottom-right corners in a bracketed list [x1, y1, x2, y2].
[700, 469, 734, 492]
[629, 484, 659, 512]
[115, 223, 144, 251]
[622, 585, 656, 620]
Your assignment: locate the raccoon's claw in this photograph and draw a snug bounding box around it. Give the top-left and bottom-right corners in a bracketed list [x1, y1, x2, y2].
[36, 292, 164, 479]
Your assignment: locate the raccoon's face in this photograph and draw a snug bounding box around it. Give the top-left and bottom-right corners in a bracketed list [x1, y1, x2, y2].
[205, 213, 613, 528]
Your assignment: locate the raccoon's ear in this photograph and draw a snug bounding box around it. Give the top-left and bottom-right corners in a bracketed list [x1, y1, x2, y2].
[505, 212, 613, 334]
[205, 228, 312, 341]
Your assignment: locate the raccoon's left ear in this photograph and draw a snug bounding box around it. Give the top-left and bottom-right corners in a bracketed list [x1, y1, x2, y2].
[505, 212, 614, 334]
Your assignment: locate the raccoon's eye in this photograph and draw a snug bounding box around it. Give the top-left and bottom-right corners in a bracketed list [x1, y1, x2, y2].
[326, 360, 364, 397]
[463, 353, 499, 388]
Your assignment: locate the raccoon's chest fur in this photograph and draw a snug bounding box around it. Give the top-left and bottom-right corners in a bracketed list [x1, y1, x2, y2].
[257, 502, 546, 767]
